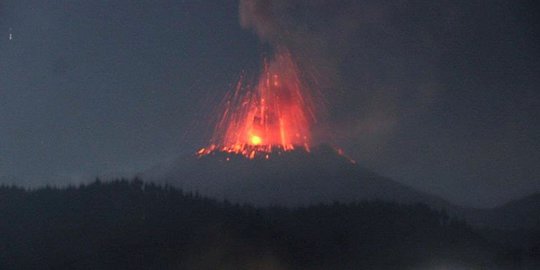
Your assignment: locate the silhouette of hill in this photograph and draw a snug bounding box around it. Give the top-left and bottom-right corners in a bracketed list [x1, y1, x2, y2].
[144, 145, 540, 233]
[463, 193, 540, 230]
[459, 192, 540, 258]
[2, 179, 537, 269]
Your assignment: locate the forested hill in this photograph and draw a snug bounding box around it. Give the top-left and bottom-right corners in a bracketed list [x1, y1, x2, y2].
[0, 179, 534, 269]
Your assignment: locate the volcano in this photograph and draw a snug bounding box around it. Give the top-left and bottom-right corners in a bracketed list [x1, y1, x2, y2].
[144, 50, 451, 208]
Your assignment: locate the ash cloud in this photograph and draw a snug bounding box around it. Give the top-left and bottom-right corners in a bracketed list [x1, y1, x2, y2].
[238, 0, 446, 151]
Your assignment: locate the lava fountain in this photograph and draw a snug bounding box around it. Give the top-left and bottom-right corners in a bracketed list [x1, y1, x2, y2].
[197, 50, 317, 159]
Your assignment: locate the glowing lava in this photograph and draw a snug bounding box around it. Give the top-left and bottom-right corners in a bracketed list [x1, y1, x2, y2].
[198, 50, 317, 159]
[250, 135, 262, 145]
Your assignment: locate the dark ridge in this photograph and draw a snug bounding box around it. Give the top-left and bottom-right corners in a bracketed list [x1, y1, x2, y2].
[462, 192, 540, 230]
[1, 178, 538, 269]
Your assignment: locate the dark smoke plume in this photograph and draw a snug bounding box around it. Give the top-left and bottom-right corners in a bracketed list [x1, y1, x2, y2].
[237, 0, 537, 199]
[238, 0, 445, 153]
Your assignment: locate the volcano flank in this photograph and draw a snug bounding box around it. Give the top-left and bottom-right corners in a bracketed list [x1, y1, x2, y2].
[144, 144, 450, 208]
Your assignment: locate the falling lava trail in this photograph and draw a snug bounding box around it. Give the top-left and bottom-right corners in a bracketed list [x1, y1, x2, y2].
[198, 49, 318, 159]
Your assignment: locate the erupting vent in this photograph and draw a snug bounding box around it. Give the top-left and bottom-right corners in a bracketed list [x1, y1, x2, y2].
[198, 50, 317, 159]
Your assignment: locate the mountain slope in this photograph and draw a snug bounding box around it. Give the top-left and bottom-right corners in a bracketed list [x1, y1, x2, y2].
[143, 145, 452, 208]
[144, 145, 540, 231]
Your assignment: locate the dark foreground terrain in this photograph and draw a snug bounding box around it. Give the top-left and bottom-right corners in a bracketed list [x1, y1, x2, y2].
[1, 179, 538, 269]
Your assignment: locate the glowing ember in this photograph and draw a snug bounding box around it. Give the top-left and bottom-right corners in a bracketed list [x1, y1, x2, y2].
[198, 49, 317, 159]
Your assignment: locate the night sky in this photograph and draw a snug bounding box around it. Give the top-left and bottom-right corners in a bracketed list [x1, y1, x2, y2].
[1, 0, 539, 207]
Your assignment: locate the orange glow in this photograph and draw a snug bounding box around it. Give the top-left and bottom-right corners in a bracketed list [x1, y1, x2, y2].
[197, 49, 317, 159]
